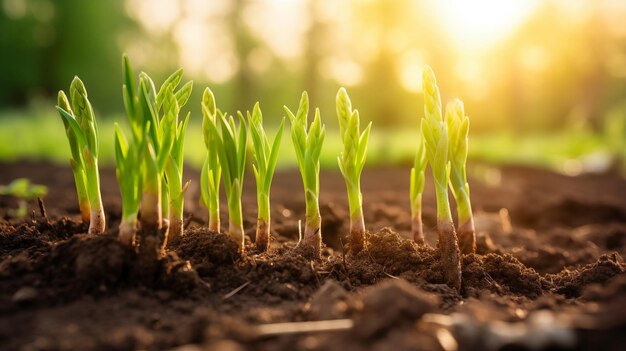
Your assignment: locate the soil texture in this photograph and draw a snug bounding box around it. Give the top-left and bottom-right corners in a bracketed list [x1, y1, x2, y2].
[1, 161, 626, 351]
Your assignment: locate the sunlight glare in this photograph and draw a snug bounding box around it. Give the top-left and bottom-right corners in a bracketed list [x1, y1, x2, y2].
[433, 0, 540, 50]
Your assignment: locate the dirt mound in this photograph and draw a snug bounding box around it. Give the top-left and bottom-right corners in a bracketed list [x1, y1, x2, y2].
[551, 253, 625, 298]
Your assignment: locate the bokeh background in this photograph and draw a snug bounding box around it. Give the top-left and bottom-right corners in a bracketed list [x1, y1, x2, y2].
[1, 0, 625, 174]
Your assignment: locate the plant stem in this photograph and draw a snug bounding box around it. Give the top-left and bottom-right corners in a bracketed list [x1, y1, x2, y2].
[201, 157, 221, 232]
[451, 168, 476, 254]
[209, 207, 220, 232]
[118, 214, 137, 245]
[434, 184, 461, 292]
[71, 162, 91, 224]
[168, 201, 183, 246]
[303, 190, 322, 258]
[227, 186, 245, 251]
[84, 150, 105, 234]
[346, 180, 365, 252]
[256, 192, 271, 251]
[165, 160, 184, 245]
[411, 195, 424, 244]
[139, 152, 164, 260]
[256, 218, 269, 252]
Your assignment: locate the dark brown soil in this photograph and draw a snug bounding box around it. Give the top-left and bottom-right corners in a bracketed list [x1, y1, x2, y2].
[1, 161, 626, 350]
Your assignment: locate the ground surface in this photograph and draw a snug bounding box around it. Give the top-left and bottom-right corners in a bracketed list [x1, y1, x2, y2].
[1, 161, 626, 351]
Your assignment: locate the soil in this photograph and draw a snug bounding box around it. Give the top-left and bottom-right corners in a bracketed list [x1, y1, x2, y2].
[1, 161, 626, 351]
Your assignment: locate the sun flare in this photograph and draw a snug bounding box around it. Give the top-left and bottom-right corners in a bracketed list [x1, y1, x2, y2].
[432, 0, 540, 50]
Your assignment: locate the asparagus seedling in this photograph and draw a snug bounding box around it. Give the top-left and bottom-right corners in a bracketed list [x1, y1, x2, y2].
[200, 88, 222, 232]
[157, 71, 193, 245]
[248, 102, 285, 251]
[57, 91, 90, 224]
[446, 99, 475, 254]
[421, 65, 462, 291]
[336, 88, 371, 253]
[114, 124, 141, 244]
[119, 56, 178, 259]
[284, 92, 326, 259]
[57, 77, 105, 235]
[206, 111, 247, 251]
[410, 134, 427, 244]
[164, 114, 190, 244]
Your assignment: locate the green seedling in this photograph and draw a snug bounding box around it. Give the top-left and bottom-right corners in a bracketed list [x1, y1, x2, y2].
[57, 92, 89, 224]
[336, 88, 371, 253]
[159, 71, 193, 245]
[206, 110, 247, 251]
[0, 178, 48, 199]
[409, 134, 426, 244]
[421, 65, 461, 291]
[248, 102, 285, 251]
[163, 113, 190, 244]
[0, 178, 48, 218]
[285, 92, 326, 259]
[446, 99, 475, 254]
[118, 56, 190, 259]
[57, 77, 105, 235]
[114, 123, 141, 244]
[200, 88, 222, 232]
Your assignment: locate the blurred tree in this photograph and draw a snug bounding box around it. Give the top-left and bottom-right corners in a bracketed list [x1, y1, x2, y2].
[230, 0, 259, 111]
[0, 0, 133, 112]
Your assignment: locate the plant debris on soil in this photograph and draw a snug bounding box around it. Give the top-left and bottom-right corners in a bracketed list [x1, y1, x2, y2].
[1, 161, 626, 351]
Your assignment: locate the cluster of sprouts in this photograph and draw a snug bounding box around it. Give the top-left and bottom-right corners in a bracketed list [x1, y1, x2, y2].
[56, 56, 476, 290]
[410, 65, 476, 290]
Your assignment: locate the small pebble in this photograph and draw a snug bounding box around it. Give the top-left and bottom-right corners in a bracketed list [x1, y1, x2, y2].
[12, 286, 38, 303]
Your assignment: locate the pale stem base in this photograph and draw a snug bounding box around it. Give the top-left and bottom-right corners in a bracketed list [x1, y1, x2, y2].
[349, 213, 365, 254]
[88, 206, 106, 235]
[437, 219, 462, 292]
[79, 200, 91, 224]
[302, 215, 322, 259]
[208, 210, 220, 232]
[139, 192, 165, 261]
[457, 216, 476, 255]
[412, 212, 425, 245]
[167, 213, 184, 247]
[255, 218, 270, 252]
[229, 220, 245, 253]
[118, 218, 137, 245]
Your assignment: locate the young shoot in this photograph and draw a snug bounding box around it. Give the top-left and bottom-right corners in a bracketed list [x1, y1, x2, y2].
[285, 92, 326, 259]
[446, 99, 475, 254]
[421, 65, 461, 291]
[114, 124, 141, 245]
[57, 91, 89, 224]
[119, 56, 180, 259]
[410, 134, 426, 244]
[336, 88, 371, 253]
[158, 71, 193, 245]
[200, 88, 222, 232]
[206, 111, 247, 251]
[164, 114, 190, 244]
[57, 77, 105, 235]
[248, 102, 285, 252]
[0, 178, 48, 219]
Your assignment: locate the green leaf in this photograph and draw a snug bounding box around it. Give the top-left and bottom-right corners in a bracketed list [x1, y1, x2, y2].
[296, 91, 309, 126]
[356, 121, 372, 174]
[335, 87, 352, 142]
[264, 117, 285, 191]
[175, 81, 193, 108]
[200, 156, 209, 208]
[57, 107, 87, 147]
[156, 68, 183, 110]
